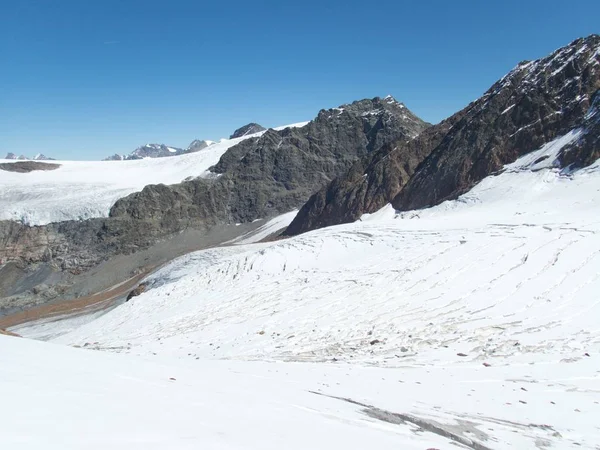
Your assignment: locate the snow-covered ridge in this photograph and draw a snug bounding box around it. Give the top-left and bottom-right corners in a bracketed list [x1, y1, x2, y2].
[0, 122, 308, 225]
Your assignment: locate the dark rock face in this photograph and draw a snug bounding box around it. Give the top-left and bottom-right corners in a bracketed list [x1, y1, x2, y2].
[284, 115, 461, 235]
[112, 96, 429, 225]
[394, 35, 600, 211]
[557, 89, 600, 169]
[286, 35, 600, 235]
[0, 161, 61, 173]
[126, 282, 147, 301]
[230, 123, 266, 139]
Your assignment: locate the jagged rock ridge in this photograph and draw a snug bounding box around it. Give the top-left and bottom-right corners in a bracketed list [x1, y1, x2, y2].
[286, 34, 600, 236]
[110, 96, 429, 224]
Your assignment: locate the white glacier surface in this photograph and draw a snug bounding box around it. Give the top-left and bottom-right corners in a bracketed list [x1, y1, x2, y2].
[3, 131, 600, 449]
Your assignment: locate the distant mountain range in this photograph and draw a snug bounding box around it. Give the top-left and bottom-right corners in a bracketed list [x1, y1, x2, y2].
[103, 141, 213, 161]
[103, 123, 265, 161]
[3, 123, 269, 163]
[4, 153, 54, 161]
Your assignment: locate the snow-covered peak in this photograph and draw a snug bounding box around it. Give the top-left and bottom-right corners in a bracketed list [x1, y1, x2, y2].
[32, 153, 54, 161]
[111, 143, 186, 161]
[186, 139, 215, 153]
[382, 94, 404, 108]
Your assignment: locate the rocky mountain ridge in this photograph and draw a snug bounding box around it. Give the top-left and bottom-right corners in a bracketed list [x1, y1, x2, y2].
[102, 123, 268, 161]
[285, 34, 600, 235]
[110, 96, 429, 224]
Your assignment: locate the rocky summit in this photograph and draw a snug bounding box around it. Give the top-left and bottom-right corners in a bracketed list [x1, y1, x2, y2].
[229, 123, 266, 139]
[285, 35, 600, 235]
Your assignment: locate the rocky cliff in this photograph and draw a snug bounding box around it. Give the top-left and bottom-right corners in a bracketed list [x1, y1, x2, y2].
[110, 96, 429, 225]
[286, 35, 600, 235]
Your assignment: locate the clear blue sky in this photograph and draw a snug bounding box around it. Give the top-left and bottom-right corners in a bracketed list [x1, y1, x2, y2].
[1, 0, 599, 160]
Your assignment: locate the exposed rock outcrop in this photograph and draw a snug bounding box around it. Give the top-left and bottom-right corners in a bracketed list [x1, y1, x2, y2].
[0, 161, 61, 173]
[126, 282, 147, 301]
[111, 96, 429, 225]
[286, 35, 600, 235]
[230, 123, 266, 139]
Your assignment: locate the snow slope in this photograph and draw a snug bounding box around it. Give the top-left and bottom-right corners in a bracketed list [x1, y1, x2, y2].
[6, 132, 600, 448]
[0, 335, 457, 450]
[0, 122, 308, 225]
[227, 209, 299, 245]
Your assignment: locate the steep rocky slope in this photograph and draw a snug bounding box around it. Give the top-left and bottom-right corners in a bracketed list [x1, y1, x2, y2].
[110, 96, 428, 225]
[286, 35, 600, 235]
[0, 97, 428, 311]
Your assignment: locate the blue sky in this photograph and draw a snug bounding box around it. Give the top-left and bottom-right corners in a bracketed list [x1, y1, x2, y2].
[1, 0, 599, 160]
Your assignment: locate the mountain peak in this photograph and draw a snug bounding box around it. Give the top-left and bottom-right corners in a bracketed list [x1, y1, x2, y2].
[4, 153, 36, 160]
[230, 123, 266, 139]
[187, 139, 215, 153]
[315, 96, 429, 139]
[33, 153, 55, 161]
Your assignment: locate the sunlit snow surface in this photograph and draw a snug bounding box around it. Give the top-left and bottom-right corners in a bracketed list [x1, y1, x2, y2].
[0, 122, 308, 225]
[4, 131, 600, 448]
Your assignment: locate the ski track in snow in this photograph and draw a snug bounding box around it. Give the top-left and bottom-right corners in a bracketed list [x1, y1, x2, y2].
[4, 131, 600, 449]
[0, 122, 308, 225]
